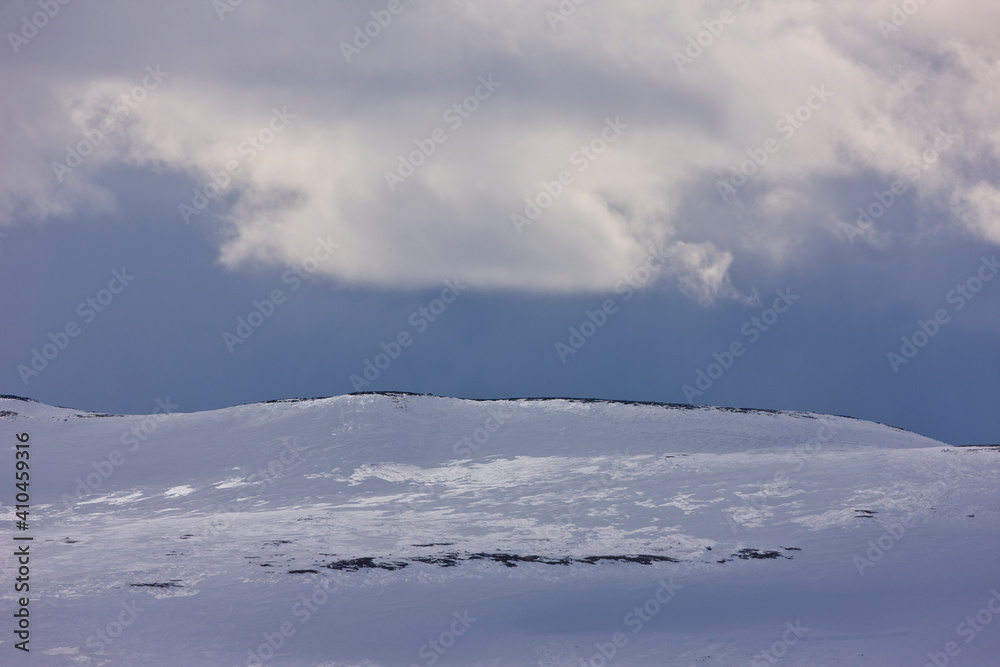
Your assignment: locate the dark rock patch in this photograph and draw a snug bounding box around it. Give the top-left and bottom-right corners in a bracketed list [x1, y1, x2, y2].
[410, 554, 461, 567]
[320, 557, 409, 572]
[577, 555, 680, 565]
[467, 553, 572, 567]
[130, 581, 182, 588]
[732, 548, 791, 560]
[301, 548, 792, 573]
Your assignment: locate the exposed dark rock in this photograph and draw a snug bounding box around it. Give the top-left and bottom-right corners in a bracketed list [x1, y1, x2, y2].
[130, 582, 182, 588]
[576, 554, 680, 565]
[732, 548, 791, 560]
[320, 557, 409, 571]
[410, 554, 461, 567]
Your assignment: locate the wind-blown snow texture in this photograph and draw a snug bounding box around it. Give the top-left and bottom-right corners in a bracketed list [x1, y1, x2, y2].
[2, 392, 999, 666]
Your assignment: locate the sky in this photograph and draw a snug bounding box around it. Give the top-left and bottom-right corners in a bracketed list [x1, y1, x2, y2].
[0, 0, 998, 445]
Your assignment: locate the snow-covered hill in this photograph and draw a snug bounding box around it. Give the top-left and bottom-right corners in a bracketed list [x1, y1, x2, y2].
[1, 392, 998, 666]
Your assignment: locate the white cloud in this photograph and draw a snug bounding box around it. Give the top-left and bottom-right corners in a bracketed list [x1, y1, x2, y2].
[954, 183, 1000, 244]
[2, 0, 999, 299]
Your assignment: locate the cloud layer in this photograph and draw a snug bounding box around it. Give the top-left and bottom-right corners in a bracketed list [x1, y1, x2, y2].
[3, 0, 999, 299]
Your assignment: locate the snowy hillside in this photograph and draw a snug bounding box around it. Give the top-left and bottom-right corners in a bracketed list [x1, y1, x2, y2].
[1, 392, 998, 666]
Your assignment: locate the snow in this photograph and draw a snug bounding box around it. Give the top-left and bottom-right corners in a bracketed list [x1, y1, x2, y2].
[1, 392, 998, 665]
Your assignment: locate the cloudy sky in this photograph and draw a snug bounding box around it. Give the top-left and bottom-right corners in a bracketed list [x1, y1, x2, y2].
[1, 0, 998, 445]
